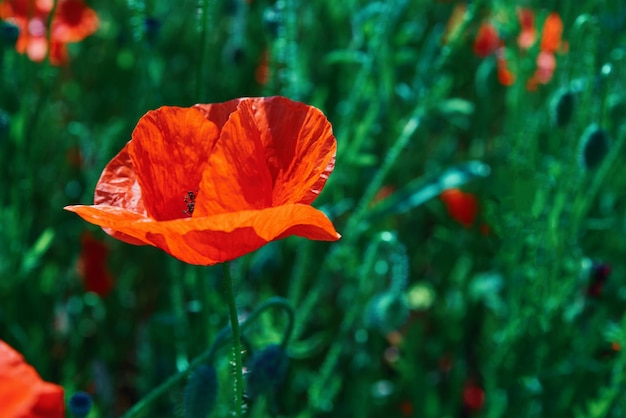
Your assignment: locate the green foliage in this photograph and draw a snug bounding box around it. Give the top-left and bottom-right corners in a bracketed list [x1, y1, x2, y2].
[2, 0, 626, 417]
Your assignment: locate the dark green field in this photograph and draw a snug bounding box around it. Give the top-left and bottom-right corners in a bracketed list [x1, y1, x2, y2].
[2, 1, 626, 417]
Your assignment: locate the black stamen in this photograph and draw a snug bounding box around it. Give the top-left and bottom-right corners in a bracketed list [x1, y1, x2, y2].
[182, 190, 198, 216]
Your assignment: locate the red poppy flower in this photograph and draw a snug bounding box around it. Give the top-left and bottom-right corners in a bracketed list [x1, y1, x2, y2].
[463, 381, 485, 411]
[527, 12, 564, 90]
[440, 188, 478, 228]
[65, 97, 340, 266]
[0, 340, 65, 418]
[0, 0, 98, 65]
[539, 13, 563, 54]
[77, 231, 114, 297]
[517, 8, 536, 50]
[473, 22, 500, 58]
[496, 47, 515, 86]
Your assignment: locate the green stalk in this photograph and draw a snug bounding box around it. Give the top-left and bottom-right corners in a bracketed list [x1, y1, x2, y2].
[120, 295, 294, 418]
[222, 262, 243, 418]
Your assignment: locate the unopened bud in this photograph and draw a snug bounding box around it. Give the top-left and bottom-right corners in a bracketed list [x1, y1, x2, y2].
[183, 365, 218, 418]
[579, 124, 610, 170]
[552, 89, 575, 127]
[246, 344, 289, 399]
[68, 392, 92, 418]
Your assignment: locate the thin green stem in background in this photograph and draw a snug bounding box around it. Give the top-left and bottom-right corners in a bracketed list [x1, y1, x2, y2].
[119, 294, 294, 418]
[222, 262, 244, 418]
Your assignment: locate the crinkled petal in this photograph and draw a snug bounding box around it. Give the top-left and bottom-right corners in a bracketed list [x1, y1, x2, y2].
[246, 97, 336, 206]
[64, 204, 339, 265]
[128, 106, 221, 221]
[94, 144, 146, 214]
[194, 99, 273, 216]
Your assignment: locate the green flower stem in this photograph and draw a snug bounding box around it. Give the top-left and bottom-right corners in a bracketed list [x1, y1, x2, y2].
[222, 262, 243, 418]
[120, 294, 294, 418]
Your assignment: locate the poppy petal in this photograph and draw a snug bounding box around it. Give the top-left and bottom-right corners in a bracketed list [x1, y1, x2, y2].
[128, 106, 221, 221]
[64, 204, 339, 265]
[64, 205, 151, 246]
[0, 341, 65, 418]
[194, 99, 274, 216]
[540, 13, 563, 54]
[94, 145, 146, 214]
[473, 23, 500, 58]
[51, 0, 99, 43]
[247, 96, 336, 206]
[193, 99, 241, 131]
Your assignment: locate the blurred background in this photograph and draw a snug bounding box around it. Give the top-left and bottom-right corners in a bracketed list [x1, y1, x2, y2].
[2, 0, 626, 416]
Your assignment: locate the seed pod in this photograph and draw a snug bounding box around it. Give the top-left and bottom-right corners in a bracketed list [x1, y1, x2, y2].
[551, 89, 575, 127]
[246, 344, 289, 399]
[579, 124, 610, 170]
[68, 392, 93, 418]
[183, 365, 218, 418]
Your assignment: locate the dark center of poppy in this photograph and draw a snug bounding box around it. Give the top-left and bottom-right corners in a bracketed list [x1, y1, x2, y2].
[183, 190, 197, 216]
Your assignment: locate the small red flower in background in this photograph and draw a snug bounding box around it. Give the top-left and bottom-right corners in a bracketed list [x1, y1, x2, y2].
[0, 0, 98, 65]
[473, 22, 500, 58]
[465, 7, 566, 90]
[65, 96, 340, 266]
[463, 380, 485, 411]
[0, 340, 65, 418]
[440, 188, 478, 228]
[539, 13, 564, 54]
[517, 8, 537, 50]
[496, 47, 515, 86]
[255, 48, 270, 85]
[77, 231, 114, 297]
[527, 13, 564, 90]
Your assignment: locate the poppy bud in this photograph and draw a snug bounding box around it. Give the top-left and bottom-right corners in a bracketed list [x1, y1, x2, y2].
[551, 89, 575, 127]
[364, 291, 409, 335]
[579, 124, 610, 170]
[0, 21, 19, 46]
[68, 392, 93, 418]
[246, 344, 289, 399]
[183, 365, 218, 418]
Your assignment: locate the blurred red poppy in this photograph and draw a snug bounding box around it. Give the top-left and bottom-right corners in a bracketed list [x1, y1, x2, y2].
[463, 381, 485, 411]
[527, 12, 564, 90]
[440, 188, 477, 228]
[65, 97, 340, 265]
[0, 340, 65, 418]
[496, 47, 515, 86]
[539, 13, 563, 53]
[517, 8, 536, 50]
[473, 22, 500, 58]
[77, 231, 114, 297]
[0, 0, 98, 65]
